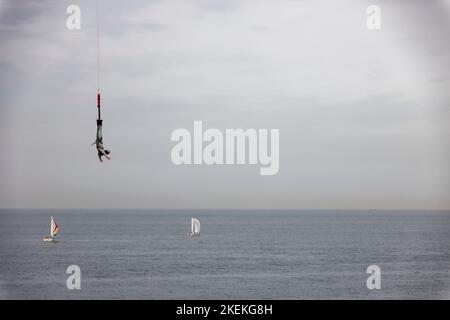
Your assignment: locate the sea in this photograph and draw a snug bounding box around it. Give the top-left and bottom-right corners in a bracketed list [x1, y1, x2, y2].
[0, 209, 449, 299]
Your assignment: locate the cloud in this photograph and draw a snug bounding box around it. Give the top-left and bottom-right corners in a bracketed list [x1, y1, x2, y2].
[0, 0, 449, 209]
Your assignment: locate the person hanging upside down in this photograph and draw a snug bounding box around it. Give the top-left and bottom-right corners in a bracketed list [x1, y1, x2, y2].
[93, 119, 111, 162]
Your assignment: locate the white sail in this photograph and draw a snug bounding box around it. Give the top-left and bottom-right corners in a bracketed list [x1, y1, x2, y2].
[50, 216, 58, 238]
[192, 218, 200, 235]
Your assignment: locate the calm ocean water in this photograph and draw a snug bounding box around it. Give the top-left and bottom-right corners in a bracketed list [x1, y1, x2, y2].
[0, 209, 449, 299]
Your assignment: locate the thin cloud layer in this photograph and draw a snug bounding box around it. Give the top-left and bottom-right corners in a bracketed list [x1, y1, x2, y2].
[0, 0, 449, 209]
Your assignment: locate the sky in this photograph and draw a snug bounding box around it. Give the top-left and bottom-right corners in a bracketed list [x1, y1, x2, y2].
[0, 0, 449, 209]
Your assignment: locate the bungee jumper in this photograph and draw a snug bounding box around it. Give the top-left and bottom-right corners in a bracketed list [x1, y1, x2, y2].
[92, 0, 111, 162]
[92, 91, 111, 161]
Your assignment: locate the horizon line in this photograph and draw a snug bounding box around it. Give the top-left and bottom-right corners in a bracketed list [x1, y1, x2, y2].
[1, 208, 450, 212]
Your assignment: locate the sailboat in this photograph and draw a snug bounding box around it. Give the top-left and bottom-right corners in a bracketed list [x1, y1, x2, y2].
[186, 218, 200, 236]
[43, 216, 59, 242]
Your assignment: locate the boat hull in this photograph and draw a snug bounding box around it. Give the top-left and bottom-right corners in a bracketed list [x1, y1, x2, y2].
[43, 237, 56, 242]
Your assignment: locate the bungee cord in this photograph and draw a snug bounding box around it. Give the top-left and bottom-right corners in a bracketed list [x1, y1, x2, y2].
[93, 0, 111, 162]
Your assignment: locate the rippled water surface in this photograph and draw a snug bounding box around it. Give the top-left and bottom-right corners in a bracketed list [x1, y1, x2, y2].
[1, 209, 449, 299]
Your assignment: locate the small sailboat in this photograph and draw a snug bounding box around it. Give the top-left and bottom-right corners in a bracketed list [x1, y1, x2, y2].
[43, 216, 59, 242]
[186, 218, 200, 236]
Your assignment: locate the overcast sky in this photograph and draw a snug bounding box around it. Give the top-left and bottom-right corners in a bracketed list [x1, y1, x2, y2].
[0, 0, 449, 209]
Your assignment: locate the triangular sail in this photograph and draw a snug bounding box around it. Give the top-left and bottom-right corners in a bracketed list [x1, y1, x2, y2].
[50, 216, 58, 238]
[192, 218, 200, 235]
